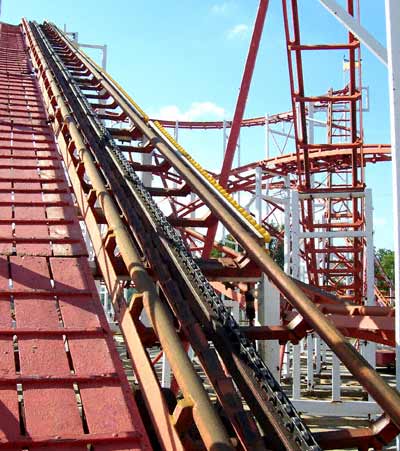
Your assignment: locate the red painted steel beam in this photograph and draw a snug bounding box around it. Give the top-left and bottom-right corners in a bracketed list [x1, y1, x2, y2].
[202, 0, 269, 257]
[153, 111, 294, 129]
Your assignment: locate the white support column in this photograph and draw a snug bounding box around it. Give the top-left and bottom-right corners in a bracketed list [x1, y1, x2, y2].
[255, 166, 263, 224]
[190, 192, 196, 220]
[365, 189, 375, 307]
[237, 133, 241, 206]
[284, 189, 291, 274]
[315, 335, 322, 374]
[101, 44, 107, 71]
[261, 276, 280, 380]
[332, 352, 341, 402]
[161, 353, 171, 388]
[321, 339, 327, 365]
[308, 103, 315, 146]
[141, 135, 153, 188]
[385, 6, 400, 450]
[291, 190, 300, 279]
[172, 121, 179, 191]
[222, 120, 227, 241]
[363, 189, 376, 385]
[306, 334, 314, 391]
[282, 343, 290, 379]
[265, 114, 270, 159]
[292, 343, 301, 399]
[174, 120, 179, 141]
[222, 119, 227, 154]
[231, 300, 240, 323]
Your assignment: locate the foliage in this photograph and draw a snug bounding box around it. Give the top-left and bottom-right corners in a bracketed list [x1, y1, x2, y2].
[269, 237, 284, 270]
[210, 234, 242, 258]
[211, 232, 284, 270]
[375, 248, 394, 283]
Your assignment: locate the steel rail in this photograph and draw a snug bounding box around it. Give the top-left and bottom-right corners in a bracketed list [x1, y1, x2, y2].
[43, 22, 320, 450]
[154, 111, 294, 129]
[39, 25, 304, 450]
[39, 26, 266, 451]
[24, 19, 233, 451]
[50, 22, 400, 432]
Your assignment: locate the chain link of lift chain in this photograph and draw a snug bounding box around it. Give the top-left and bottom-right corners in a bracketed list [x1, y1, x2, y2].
[36, 22, 321, 451]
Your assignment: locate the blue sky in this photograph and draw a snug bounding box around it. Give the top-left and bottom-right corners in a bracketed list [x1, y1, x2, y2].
[1, 1, 394, 249]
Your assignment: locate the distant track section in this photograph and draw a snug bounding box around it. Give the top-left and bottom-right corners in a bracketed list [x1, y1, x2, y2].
[0, 22, 151, 450]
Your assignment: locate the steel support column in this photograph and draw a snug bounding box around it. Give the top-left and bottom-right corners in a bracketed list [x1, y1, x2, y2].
[202, 0, 269, 256]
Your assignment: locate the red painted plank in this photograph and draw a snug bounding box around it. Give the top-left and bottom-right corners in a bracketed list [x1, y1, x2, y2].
[46, 205, 77, 221]
[14, 298, 60, 328]
[0, 257, 9, 291]
[58, 296, 100, 329]
[23, 383, 85, 443]
[0, 298, 11, 328]
[14, 192, 42, 202]
[80, 382, 137, 435]
[0, 387, 20, 441]
[0, 206, 12, 253]
[14, 205, 46, 220]
[15, 224, 52, 256]
[68, 337, 115, 375]
[10, 256, 51, 292]
[0, 339, 15, 376]
[0, 23, 152, 450]
[12, 168, 39, 179]
[19, 337, 71, 377]
[50, 257, 90, 292]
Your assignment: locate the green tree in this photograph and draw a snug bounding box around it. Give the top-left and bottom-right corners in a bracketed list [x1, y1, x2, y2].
[375, 248, 394, 282]
[210, 234, 242, 258]
[269, 237, 284, 270]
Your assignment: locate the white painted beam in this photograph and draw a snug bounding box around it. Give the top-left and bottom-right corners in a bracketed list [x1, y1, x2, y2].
[293, 400, 382, 416]
[318, 0, 388, 65]
[384, 4, 400, 451]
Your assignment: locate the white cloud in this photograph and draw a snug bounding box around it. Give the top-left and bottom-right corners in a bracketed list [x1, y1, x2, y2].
[227, 23, 249, 39]
[153, 102, 226, 121]
[211, 2, 233, 15]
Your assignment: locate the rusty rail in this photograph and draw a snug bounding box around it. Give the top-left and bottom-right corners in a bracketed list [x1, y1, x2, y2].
[23, 18, 233, 451]
[51, 22, 400, 431]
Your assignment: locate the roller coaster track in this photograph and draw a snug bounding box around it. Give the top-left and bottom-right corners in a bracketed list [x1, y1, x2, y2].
[0, 17, 398, 450]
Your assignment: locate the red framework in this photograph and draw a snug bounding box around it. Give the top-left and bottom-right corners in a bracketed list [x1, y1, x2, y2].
[281, 0, 365, 303]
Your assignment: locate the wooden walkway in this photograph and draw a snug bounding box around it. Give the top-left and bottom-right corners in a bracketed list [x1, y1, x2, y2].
[0, 22, 151, 450]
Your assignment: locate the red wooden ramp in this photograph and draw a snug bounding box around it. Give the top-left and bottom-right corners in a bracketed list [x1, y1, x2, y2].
[0, 22, 152, 450]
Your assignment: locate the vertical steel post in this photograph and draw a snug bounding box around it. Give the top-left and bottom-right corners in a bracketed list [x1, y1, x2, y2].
[101, 44, 107, 71]
[221, 120, 227, 243]
[292, 343, 301, 399]
[161, 353, 171, 388]
[306, 334, 314, 390]
[265, 113, 270, 159]
[261, 277, 280, 380]
[363, 189, 376, 390]
[255, 166, 263, 224]
[385, 5, 400, 450]
[315, 335, 321, 374]
[291, 190, 300, 279]
[202, 0, 270, 256]
[284, 188, 291, 274]
[332, 352, 341, 402]
[141, 135, 153, 188]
